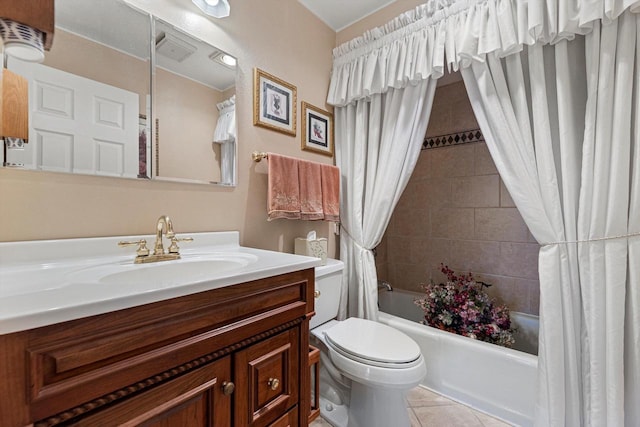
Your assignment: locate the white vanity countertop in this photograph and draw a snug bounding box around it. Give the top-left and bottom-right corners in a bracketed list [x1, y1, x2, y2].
[0, 231, 321, 335]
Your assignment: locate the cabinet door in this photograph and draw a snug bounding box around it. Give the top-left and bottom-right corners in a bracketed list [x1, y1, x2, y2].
[269, 407, 299, 427]
[70, 357, 232, 427]
[235, 328, 300, 427]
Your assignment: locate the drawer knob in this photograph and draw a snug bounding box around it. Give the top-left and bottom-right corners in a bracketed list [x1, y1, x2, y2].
[222, 381, 235, 396]
[267, 377, 280, 391]
[314, 290, 321, 298]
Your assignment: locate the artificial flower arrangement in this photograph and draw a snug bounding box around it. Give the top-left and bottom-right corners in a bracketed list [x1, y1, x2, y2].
[414, 264, 516, 348]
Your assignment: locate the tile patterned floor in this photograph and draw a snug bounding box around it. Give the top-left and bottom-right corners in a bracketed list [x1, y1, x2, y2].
[310, 386, 512, 427]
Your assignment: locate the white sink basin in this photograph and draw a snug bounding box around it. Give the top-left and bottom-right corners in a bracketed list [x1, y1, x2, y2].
[68, 252, 259, 288]
[0, 231, 321, 335]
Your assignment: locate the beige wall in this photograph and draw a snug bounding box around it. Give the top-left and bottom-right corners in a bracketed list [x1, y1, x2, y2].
[156, 68, 223, 182]
[377, 82, 541, 315]
[0, 0, 337, 257]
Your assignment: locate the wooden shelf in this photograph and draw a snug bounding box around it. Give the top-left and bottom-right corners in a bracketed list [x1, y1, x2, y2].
[1, 69, 29, 140]
[308, 345, 321, 423]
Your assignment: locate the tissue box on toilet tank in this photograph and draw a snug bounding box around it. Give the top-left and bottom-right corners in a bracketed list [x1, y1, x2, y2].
[295, 237, 327, 265]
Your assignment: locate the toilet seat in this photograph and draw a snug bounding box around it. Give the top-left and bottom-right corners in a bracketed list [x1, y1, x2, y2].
[315, 318, 427, 388]
[324, 318, 422, 369]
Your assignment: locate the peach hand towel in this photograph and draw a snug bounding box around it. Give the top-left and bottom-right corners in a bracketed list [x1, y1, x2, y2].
[268, 153, 301, 220]
[320, 164, 340, 222]
[298, 160, 324, 220]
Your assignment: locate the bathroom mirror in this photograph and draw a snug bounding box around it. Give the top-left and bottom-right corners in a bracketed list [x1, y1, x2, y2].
[1, 0, 237, 186]
[153, 17, 237, 185]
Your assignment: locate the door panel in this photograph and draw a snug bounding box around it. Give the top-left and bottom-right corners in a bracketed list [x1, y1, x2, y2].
[7, 57, 139, 177]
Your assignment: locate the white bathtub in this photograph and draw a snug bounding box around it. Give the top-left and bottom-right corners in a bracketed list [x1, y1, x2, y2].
[378, 289, 538, 427]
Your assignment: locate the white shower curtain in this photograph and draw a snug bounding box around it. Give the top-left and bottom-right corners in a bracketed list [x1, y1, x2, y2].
[461, 11, 640, 426]
[213, 95, 236, 185]
[328, 0, 640, 424]
[335, 80, 436, 320]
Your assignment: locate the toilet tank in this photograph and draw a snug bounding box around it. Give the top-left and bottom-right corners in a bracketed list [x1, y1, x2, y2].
[310, 258, 344, 329]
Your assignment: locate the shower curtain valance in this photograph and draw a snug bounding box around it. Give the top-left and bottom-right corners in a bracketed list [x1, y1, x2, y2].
[327, 0, 640, 107]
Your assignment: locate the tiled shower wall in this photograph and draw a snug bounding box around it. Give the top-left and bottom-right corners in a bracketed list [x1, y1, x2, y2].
[376, 82, 541, 315]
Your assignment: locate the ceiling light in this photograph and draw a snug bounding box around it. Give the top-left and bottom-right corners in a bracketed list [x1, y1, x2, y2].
[209, 51, 237, 69]
[220, 54, 236, 67]
[192, 0, 230, 18]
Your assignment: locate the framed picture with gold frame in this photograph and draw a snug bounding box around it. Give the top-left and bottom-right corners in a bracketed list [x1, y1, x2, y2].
[301, 102, 333, 157]
[253, 68, 297, 136]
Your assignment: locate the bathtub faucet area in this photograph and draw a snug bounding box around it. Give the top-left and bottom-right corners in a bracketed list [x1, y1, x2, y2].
[377, 280, 393, 291]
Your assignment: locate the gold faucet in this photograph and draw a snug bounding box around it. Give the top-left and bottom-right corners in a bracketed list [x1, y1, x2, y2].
[119, 215, 193, 263]
[153, 215, 175, 256]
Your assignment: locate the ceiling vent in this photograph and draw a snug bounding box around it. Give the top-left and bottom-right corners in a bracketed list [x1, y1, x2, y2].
[156, 32, 197, 62]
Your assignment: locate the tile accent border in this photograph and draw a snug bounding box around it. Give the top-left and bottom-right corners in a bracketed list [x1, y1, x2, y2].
[423, 129, 484, 150]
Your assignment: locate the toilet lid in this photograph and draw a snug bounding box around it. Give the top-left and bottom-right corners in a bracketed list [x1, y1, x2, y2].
[324, 318, 421, 366]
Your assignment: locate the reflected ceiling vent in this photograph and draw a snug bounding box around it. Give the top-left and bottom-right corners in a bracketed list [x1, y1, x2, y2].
[155, 32, 197, 62]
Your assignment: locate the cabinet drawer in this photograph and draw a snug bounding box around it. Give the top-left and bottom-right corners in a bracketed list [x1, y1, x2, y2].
[67, 357, 232, 427]
[235, 328, 300, 427]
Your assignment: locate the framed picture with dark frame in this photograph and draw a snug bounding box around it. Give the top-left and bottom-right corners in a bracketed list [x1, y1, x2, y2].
[301, 102, 333, 157]
[253, 68, 297, 136]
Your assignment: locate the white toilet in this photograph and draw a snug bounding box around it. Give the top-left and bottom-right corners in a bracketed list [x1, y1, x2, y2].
[311, 259, 426, 427]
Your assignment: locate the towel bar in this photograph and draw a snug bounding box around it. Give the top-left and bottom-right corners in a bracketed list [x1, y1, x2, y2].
[251, 151, 268, 162]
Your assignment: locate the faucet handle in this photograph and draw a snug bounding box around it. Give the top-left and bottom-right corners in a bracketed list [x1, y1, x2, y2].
[168, 236, 193, 254]
[118, 239, 150, 257]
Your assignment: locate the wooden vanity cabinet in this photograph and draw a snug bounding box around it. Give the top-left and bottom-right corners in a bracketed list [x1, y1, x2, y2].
[0, 268, 315, 427]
